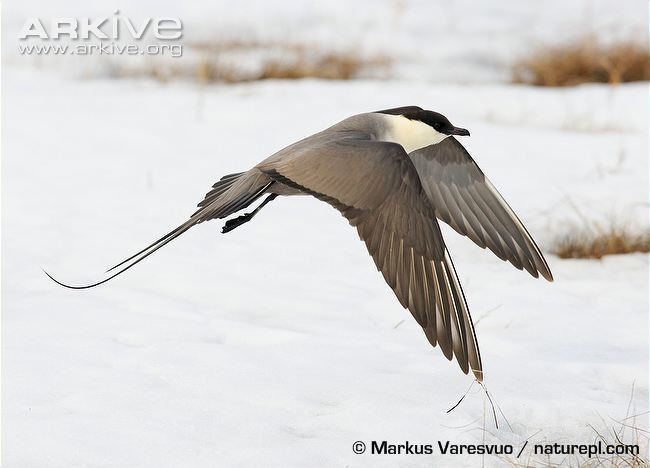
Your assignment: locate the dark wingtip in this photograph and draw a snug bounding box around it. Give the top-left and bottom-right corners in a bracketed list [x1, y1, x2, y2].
[543, 269, 554, 282]
[538, 258, 554, 282]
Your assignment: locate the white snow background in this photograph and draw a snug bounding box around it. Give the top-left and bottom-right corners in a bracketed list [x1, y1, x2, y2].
[2, 0, 649, 466]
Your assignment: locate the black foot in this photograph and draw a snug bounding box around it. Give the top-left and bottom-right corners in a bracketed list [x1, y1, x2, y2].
[221, 193, 278, 234]
[222, 213, 253, 233]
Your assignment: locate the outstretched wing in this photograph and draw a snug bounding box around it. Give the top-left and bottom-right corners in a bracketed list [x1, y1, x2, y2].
[259, 137, 483, 380]
[409, 137, 553, 281]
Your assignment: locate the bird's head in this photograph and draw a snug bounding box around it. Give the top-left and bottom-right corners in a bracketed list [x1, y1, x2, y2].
[376, 106, 470, 153]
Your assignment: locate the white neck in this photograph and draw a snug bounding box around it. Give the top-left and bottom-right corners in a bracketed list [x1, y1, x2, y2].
[380, 114, 448, 153]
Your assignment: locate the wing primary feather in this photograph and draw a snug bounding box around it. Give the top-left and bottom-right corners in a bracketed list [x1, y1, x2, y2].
[466, 184, 535, 273]
[409, 137, 553, 282]
[444, 250, 483, 380]
[484, 179, 553, 281]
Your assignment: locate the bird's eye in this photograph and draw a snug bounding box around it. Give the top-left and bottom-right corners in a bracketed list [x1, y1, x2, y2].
[433, 122, 442, 130]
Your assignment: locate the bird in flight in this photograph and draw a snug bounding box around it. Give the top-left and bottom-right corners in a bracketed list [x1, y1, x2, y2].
[46, 106, 553, 381]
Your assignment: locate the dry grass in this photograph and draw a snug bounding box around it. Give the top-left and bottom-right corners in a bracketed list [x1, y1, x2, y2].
[195, 52, 385, 83]
[501, 419, 648, 467]
[109, 40, 390, 83]
[553, 225, 649, 260]
[445, 382, 647, 467]
[261, 53, 372, 80]
[500, 384, 648, 467]
[513, 37, 649, 86]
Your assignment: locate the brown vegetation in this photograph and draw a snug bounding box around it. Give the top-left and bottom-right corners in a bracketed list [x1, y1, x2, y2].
[195, 52, 386, 83]
[513, 38, 649, 86]
[553, 225, 649, 259]
[110, 40, 390, 83]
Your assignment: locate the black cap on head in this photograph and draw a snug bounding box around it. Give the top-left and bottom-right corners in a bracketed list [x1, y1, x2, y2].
[376, 106, 470, 136]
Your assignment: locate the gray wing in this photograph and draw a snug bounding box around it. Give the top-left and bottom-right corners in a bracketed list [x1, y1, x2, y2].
[409, 137, 553, 282]
[258, 137, 483, 380]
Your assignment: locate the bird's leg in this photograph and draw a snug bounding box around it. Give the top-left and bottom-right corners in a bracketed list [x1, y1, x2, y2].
[221, 193, 278, 234]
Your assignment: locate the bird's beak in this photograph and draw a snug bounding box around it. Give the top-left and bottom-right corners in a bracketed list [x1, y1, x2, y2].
[450, 127, 470, 137]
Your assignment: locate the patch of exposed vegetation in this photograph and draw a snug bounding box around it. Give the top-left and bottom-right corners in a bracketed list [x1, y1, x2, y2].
[513, 37, 649, 86]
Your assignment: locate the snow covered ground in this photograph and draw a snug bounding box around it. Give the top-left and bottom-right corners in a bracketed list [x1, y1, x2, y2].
[3, 67, 648, 466]
[3, 0, 649, 466]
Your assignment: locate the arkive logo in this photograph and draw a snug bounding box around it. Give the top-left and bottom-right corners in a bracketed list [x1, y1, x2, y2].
[18, 11, 182, 40]
[17, 11, 183, 57]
